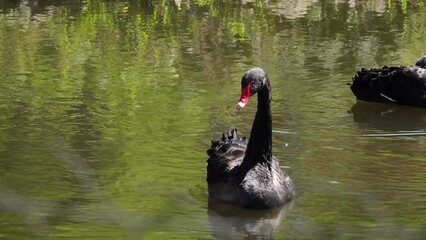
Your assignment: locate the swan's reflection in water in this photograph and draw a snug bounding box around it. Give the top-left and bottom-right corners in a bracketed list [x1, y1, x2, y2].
[207, 201, 292, 239]
[350, 101, 426, 133]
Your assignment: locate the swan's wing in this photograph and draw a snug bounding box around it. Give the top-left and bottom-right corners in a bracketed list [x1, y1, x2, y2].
[388, 67, 426, 106]
[206, 145, 246, 183]
[350, 67, 401, 104]
[351, 66, 426, 107]
[207, 129, 248, 183]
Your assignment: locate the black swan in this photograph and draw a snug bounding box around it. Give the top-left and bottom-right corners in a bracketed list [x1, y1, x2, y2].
[206, 67, 295, 209]
[349, 56, 426, 107]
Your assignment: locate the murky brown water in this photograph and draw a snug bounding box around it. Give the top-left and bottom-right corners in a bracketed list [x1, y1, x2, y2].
[0, 0, 425, 239]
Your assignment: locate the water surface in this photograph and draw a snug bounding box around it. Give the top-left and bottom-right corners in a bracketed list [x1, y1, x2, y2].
[0, 0, 426, 239]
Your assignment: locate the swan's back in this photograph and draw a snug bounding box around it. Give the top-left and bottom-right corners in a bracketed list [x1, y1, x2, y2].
[350, 66, 426, 107]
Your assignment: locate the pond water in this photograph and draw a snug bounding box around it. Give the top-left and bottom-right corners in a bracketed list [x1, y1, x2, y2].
[0, 0, 426, 239]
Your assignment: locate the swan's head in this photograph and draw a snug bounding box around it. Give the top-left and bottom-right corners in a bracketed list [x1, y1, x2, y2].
[236, 67, 268, 110]
[415, 55, 426, 68]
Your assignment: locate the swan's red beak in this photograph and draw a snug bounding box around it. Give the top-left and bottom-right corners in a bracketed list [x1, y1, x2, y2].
[236, 83, 251, 110]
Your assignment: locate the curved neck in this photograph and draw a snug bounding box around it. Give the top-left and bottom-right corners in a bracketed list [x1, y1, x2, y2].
[244, 82, 272, 165]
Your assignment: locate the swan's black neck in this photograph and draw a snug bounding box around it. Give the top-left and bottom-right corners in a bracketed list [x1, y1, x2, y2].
[244, 81, 272, 166]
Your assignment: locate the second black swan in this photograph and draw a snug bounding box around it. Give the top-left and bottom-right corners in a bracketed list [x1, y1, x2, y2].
[206, 67, 295, 209]
[349, 55, 426, 107]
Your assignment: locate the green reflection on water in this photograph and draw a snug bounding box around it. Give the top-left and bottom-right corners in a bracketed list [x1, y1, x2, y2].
[0, 0, 426, 239]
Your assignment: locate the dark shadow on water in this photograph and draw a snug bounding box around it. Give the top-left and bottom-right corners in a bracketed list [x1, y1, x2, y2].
[349, 101, 426, 132]
[207, 200, 291, 239]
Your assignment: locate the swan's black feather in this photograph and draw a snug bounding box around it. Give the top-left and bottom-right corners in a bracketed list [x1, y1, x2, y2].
[206, 129, 246, 183]
[206, 129, 294, 209]
[207, 129, 248, 158]
[350, 65, 426, 107]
